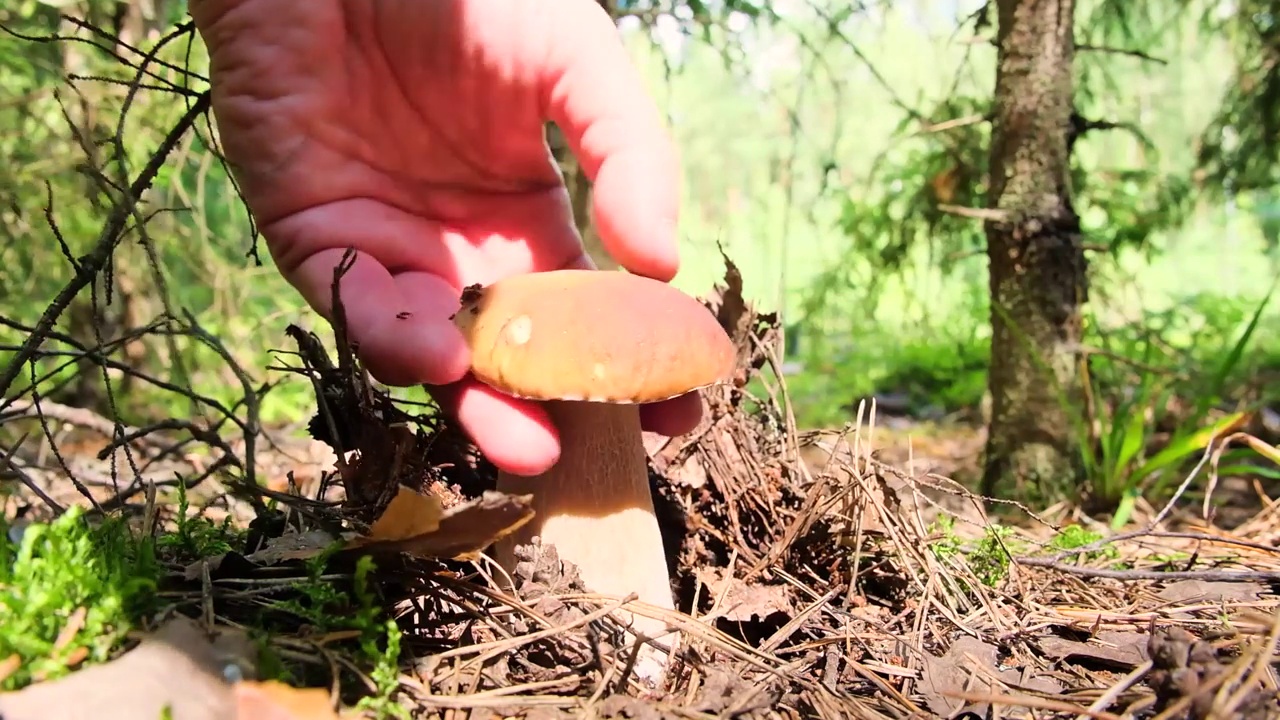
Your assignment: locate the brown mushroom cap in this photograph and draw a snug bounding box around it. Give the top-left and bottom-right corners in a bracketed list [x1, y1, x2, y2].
[451, 270, 736, 403]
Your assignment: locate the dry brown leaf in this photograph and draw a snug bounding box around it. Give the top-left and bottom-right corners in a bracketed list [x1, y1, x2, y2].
[919, 636, 1001, 717]
[1038, 630, 1149, 669]
[352, 489, 536, 561]
[234, 680, 341, 720]
[696, 567, 792, 622]
[233, 488, 535, 566]
[244, 529, 345, 565]
[0, 616, 254, 720]
[917, 635, 1065, 717]
[363, 484, 444, 541]
[1156, 579, 1266, 604]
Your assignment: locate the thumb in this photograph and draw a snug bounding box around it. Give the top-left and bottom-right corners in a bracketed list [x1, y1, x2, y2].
[540, 1, 682, 282]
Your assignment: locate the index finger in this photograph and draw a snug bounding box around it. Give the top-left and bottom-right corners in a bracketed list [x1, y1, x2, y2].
[540, 0, 681, 283]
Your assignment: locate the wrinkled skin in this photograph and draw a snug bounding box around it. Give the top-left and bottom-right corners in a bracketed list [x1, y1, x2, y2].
[191, 0, 700, 476]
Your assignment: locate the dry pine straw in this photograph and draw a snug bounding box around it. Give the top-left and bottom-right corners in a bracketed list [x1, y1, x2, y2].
[3, 264, 1280, 720]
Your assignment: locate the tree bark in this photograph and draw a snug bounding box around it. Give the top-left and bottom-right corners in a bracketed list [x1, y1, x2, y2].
[981, 0, 1088, 499]
[544, 0, 624, 271]
[546, 122, 618, 270]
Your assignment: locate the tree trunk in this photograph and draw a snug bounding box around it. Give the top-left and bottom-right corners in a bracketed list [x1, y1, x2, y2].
[981, 0, 1088, 500]
[544, 0, 624, 271]
[547, 122, 618, 270]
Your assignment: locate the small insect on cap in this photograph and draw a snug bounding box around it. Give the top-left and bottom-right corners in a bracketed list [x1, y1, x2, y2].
[452, 269, 737, 404]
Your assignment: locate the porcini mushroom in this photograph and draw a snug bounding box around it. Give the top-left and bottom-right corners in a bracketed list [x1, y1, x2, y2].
[452, 269, 735, 670]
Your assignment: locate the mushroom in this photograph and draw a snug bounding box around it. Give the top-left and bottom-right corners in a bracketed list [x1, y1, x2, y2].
[451, 269, 736, 669]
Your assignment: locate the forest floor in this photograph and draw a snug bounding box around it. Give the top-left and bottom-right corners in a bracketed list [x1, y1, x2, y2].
[1, 265, 1278, 720]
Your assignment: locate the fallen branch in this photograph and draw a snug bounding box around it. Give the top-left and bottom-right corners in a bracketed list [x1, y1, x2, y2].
[1013, 558, 1280, 583]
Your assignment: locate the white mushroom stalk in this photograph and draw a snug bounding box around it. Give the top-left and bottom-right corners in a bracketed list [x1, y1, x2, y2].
[451, 269, 736, 682]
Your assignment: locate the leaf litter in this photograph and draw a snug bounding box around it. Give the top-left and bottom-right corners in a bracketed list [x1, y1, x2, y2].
[1, 250, 1279, 719]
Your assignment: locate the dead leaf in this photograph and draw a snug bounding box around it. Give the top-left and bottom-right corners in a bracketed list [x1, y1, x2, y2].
[0, 616, 254, 720]
[696, 567, 792, 623]
[362, 484, 444, 542]
[1038, 630, 1149, 669]
[228, 488, 535, 568]
[919, 636, 997, 717]
[244, 529, 345, 565]
[688, 668, 780, 714]
[919, 636, 1057, 718]
[352, 489, 535, 561]
[1156, 579, 1266, 604]
[234, 680, 341, 720]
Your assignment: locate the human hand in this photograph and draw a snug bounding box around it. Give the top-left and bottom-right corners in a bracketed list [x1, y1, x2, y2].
[191, 0, 701, 476]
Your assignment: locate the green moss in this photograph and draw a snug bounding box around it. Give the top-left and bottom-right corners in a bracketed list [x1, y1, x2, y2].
[0, 507, 162, 690]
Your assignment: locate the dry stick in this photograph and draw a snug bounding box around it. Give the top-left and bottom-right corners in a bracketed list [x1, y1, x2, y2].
[2, 398, 238, 487]
[758, 588, 839, 653]
[430, 593, 638, 665]
[1, 398, 165, 452]
[65, 24, 205, 498]
[1152, 437, 1217, 528]
[740, 333, 830, 581]
[0, 90, 212, 403]
[0, 333, 243, 426]
[1132, 531, 1280, 557]
[1015, 440, 1259, 574]
[21, 379, 104, 512]
[1216, 605, 1280, 716]
[1013, 560, 1280, 583]
[1022, 526, 1280, 567]
[1080, 661, 1154, 720]
[181, 311, 263, 507]
[0, 434, 65, 513]
[941, 690, 1127, 720]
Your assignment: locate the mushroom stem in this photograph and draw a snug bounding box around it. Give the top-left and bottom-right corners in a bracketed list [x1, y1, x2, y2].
[493, 400, 675, 654]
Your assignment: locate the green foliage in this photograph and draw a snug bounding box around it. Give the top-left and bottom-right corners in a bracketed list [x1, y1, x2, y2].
[1075, 286, 1277, 523]
[262, 551, 407, 712]
[0, 503, 406, 707]
[786, 313, 989, 428]
[1048, 524, 1118, 562]
[0, 4, 326, 429]
[732, 0, 1280, 513]
[925, 515, 1013, 588]
[0, 0, 1277, 523]
[970, 525, 1014, 588]
[154, 480, 244, 562]
[354, 619, 411, 720]
[0, 507, 161, 690]
[1195, 0, 1280, 194]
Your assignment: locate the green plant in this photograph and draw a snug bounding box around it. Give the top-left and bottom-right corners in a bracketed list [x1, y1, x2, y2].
[0, 507, 162, 690]
[1077, 283, 1276, 527]
[155, 480, 244, 562]
[925, 516, 1016, 588]
[354, 619, 410, 720]
[970, 525, 1015, 587]
[785, 304, 991, 428]
[1048, 524, 1119, 561]
[265, 551, 407, 714]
